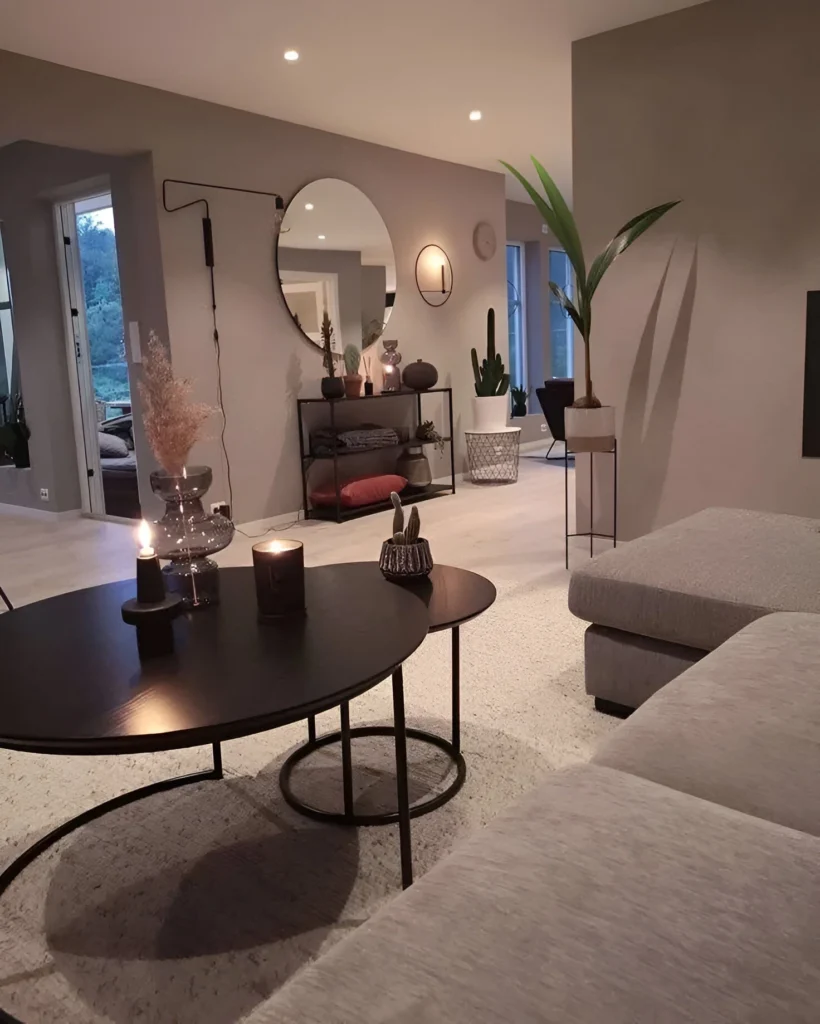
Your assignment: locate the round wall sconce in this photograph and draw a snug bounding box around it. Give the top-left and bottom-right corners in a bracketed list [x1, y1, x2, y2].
[415, 244, 453, 307]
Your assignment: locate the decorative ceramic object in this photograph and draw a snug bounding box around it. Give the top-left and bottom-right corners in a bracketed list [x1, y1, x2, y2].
[396, 445, 432, 491]
[380, 338, 402, 391]
[471, 308, 510, 431]
[403, 359, 439, 391]
[150, 466, 235, 608]
[343, 343, 363, 398]
[379, 492, 433, 581]
[565, 406, 616, 453]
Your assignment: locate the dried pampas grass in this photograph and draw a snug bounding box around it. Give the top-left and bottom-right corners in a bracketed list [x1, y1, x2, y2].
[138, 332, 214, 475]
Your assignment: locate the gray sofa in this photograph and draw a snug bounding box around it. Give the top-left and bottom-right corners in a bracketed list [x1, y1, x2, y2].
[245, 611, 820, 1023]
[568, 506, 820, 710]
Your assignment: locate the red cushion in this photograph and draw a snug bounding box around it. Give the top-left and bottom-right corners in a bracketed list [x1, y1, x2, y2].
[311, 474, 407, 509]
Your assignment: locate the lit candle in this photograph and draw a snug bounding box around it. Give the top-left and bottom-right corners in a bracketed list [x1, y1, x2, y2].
[253, 538, 306, 619]
[136, 519, 165, 604]
[138, 519, 155, 559]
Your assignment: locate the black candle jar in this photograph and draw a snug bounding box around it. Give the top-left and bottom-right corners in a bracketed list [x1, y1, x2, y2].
[253, 539, 306, 619]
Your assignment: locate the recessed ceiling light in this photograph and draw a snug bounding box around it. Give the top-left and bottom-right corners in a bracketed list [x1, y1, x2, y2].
[469, 110, 482, 121]
[318, 235, 326, 240]
[305, 203, 314, 210]
[284, 49, 300, 62]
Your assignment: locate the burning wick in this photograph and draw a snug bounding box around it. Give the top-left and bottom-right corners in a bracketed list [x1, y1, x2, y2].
[138, 520, 155, 559]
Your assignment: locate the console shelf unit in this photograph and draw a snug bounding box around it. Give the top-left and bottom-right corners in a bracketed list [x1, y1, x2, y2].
[297, 388, 456, 523]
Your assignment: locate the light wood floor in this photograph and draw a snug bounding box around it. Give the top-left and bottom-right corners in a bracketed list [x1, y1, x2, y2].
[0, 448, 582, 607]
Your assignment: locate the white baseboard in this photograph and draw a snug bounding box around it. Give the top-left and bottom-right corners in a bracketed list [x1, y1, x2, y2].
[0, 502, 82, 522]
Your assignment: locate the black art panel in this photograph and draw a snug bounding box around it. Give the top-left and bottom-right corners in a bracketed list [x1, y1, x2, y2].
[803, 292, 820, 457]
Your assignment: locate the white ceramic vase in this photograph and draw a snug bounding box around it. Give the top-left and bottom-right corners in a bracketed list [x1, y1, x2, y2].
[564, 405, 616, 453]
[472, 395, 509, 432]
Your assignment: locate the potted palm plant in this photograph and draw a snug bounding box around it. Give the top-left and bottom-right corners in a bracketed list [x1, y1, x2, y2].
[502, 157, 679, 452]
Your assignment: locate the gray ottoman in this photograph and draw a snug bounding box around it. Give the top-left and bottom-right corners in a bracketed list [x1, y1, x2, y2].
[569, 507, 820, 711]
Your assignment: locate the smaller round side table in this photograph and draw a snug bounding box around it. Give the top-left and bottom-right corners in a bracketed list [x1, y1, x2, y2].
[279, 563, 496, 826]
[465, 427, 521, 483]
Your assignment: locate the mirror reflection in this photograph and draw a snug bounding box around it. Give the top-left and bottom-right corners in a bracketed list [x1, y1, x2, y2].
[277, 178, 396, 364]
[0, 224, 28, 468]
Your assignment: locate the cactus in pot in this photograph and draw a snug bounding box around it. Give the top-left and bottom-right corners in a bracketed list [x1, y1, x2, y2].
[470, 308, 510, 431]
[343, 343, 362, 399]
[320, 311, 344, 400]
[381, 492, 433, 581]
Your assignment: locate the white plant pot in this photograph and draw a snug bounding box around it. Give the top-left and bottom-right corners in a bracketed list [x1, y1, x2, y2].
[472, 395, 509, 432]
[565, 405, 616, 453]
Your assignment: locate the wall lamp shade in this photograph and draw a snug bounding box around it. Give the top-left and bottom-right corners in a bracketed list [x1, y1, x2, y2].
[415, 244, 453, 306]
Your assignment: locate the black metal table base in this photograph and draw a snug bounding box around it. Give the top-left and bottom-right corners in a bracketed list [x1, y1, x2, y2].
[279, 725, 467, 826]
[0, 743, 224, 901]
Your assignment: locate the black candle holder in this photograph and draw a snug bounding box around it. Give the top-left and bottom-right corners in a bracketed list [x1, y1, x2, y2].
[253, 539, 306, 619]
[122, 554, 183, 658]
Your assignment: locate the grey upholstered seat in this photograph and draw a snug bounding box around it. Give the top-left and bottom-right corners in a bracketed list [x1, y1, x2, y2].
[594, 611, 820, 836]
[246, 763, 820, 1024]
[569, 507, 820, 651]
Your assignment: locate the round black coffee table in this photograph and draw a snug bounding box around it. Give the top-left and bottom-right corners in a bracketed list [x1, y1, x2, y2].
[279, 563, 497, 825]
[0, 565, 429, 902]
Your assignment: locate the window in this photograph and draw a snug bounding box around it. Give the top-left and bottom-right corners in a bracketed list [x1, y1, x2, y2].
[506, 243, 527, 388]
[549, 250, 574, 379]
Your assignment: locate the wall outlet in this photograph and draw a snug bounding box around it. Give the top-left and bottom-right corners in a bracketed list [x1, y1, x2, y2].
[39, 488, 49, 501]
[540, 423, 548, 433]
[541, 224, 549, 235]
[210, 501, 231, 519]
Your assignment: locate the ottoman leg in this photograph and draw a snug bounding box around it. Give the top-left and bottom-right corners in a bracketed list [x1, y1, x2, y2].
[594, 698, 634, 719]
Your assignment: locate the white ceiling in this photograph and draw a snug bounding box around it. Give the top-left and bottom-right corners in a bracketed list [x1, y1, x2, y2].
[0, 0, 709, 200]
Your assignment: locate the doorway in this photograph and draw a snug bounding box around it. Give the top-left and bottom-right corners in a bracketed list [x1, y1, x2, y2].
[56, 192, 141, 520]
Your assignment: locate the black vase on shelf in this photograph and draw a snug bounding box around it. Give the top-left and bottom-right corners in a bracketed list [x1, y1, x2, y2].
[321, 377, 345, 401]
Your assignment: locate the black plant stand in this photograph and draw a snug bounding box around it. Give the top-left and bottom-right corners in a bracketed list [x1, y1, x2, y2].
[297, 388, 456, 523]
[565, 441, 617, 569]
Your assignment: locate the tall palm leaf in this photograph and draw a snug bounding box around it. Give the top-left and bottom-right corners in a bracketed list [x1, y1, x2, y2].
[503, 156, 679, 406]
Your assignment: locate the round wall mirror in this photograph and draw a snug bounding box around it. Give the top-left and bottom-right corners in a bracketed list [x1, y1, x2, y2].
[276, 178, 396, 361]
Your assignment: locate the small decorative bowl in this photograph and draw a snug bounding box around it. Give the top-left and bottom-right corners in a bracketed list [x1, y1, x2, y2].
[379, 538, 434, 581]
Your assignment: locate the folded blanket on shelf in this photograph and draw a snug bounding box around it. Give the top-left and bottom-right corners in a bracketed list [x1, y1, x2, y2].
[310, 425, 401, 456]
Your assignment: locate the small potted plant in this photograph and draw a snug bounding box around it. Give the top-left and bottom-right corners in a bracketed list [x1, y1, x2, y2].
[342, 343, 363, 399]
[379, 492, 433, 581]
[502, 156, 680, 451]
[510, 386, 530, 418]
[320, 311, 344, 401]
[471, 308, 510, 431]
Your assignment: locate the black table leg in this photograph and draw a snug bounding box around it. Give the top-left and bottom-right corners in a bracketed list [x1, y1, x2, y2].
[307, 715, 316, 744]
[451, 626, 461, 755]
[212, 741, 223, 779]
[391, 666, 413, 889]
[340, 701, 354, 819]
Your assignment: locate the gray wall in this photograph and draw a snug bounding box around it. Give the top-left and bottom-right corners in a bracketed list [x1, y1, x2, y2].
[0, 141, 166, 512]
[573, 0, 820, 539]
[0, 49, 506, 523]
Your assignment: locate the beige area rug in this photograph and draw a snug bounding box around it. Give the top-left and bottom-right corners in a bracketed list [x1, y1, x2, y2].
[0, 457, 618, 1022]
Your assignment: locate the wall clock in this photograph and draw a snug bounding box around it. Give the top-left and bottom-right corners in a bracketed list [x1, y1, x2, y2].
[473, 221, 497, 261]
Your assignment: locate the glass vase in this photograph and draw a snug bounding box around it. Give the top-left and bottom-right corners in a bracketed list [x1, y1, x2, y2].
[150, 466, 235, 609]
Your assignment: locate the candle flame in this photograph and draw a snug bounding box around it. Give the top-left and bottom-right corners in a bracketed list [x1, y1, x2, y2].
[138, 519, 153, 551]
[268, 540, 286, 553]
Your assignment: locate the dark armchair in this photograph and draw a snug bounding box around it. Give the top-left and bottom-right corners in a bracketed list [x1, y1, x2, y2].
[535, 379, 575, 460]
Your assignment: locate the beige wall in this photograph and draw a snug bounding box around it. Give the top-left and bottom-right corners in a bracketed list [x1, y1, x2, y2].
[573, 0, 820, 539]
[0, 50, 506, 522]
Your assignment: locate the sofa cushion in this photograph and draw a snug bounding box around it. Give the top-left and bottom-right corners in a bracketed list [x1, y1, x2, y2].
[594, 611, 820, 836]
[568, 506, 820, 650]
[245, 764, 820, 1024]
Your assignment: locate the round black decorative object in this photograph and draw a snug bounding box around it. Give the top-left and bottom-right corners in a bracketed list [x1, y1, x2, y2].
[403, 358, 439, 391]
[0, 565, 429, 905]
[321, 377, 345, 400]
[280, 563, 497, 826]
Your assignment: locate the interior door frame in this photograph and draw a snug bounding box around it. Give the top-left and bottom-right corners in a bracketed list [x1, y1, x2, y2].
[54, 196, 107, 516]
